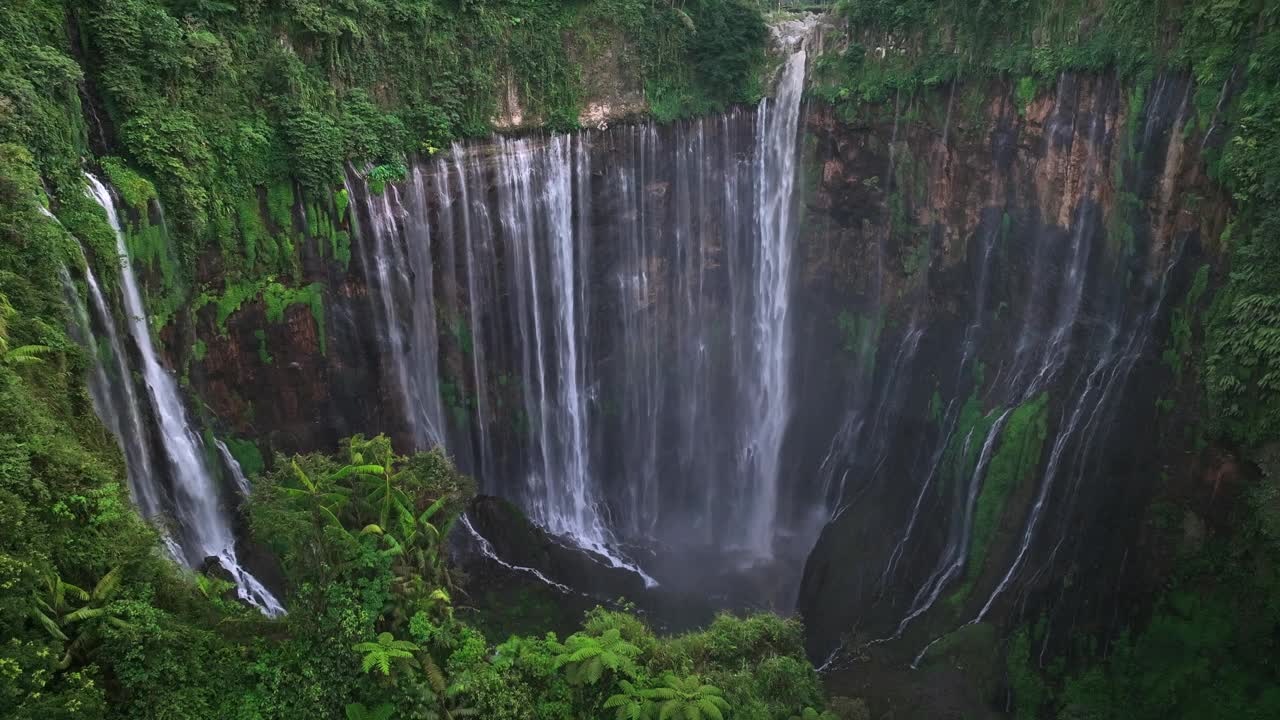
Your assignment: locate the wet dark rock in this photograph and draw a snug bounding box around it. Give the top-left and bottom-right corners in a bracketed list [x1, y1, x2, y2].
[466, 495, 648, 601]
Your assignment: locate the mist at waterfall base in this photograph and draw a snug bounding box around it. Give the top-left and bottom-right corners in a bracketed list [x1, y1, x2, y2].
[346, 41, 814, 611]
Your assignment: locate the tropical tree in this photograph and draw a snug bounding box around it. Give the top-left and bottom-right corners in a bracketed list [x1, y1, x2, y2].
[29, 566, 131, 668]
[354, 631, 420, 677]
[348, 434, 409, 530]
[379, 496, 450, 599]
[279, 459, 361, 526]
[646, 674, 730, 720]
[551, 628, 641, 685]
[604, 678, 652, 720]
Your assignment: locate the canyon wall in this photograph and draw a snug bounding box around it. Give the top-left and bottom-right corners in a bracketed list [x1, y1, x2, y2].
[792, 71, 1224, 663]
[167, 62, 1229, 670]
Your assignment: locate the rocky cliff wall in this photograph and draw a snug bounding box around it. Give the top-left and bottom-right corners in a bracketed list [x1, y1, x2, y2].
[170, 65, 1232, 675]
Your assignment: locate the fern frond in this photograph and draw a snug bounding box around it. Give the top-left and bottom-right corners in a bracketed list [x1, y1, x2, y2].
[63, 607, 105, 623]
[4, 344, 53, 364]
[696, 698, 724, 720]
[92, 566, 125, 602]
[31, 608, 67, 640]
[424, 656, 447, 693]
[419, 496, 447, 524]
[61, 580, 89, 602]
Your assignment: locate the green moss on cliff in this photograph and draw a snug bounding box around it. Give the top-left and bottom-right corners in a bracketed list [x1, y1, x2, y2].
[194, 277, 327, 355]
[818, 0, 1280, 455]
[264, 281, 327, 355]
[946, 392, 1050, 610]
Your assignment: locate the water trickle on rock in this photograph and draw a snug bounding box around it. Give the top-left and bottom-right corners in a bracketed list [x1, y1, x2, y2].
[76, 175, 283, 616]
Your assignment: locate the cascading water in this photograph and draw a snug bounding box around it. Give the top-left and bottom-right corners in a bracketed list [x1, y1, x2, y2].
[798, 70, 1207, 668]
[348, 173, 449, 451]
[216, 440, 253, 497]
[349, 27, 814, 582]
[740, 40, 808, 557]
[79, 175, 283, 616]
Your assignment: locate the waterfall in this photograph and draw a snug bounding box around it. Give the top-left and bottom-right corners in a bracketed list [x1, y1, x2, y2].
[350, 173, 448, 450]
[216, 440, 253, 497]
[740, 42, 808, 557]
[49, 210, 166, 522]
[794, 74, 1204, 667]
[80, 175, 283, 616]
[349, 38, 812, 580]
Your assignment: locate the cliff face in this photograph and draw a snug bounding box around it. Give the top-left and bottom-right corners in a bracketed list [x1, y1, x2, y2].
[791, 71, 1225, 662]
[170, 64, 1232, 672]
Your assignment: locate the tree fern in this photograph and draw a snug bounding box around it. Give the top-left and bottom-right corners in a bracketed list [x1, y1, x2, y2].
[353, 631, 419, 676]
[551, 628, 640, 685]
[648, 674, 730, 720]
[604, 679, 651, 720]
[30, 566, 131, 668]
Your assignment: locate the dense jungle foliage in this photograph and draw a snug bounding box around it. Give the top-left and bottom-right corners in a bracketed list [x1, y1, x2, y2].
[4, 0, 1280, 717]
[0, 2, 824, 718]
[3, 0, 768, 331]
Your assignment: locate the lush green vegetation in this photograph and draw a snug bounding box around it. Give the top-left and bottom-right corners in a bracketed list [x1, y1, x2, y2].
[3, 428, 847, 719]
[933, 393, 1050, 612]
[71, 0, 766, 324]
[8, 0, 1280, 717]
[0, 5, 818, 718]
[998, 468, 1280, 719]
[5, 0, 770, 359]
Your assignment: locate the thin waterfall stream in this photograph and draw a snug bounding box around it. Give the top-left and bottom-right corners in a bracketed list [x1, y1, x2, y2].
[78, 175, 283, 616]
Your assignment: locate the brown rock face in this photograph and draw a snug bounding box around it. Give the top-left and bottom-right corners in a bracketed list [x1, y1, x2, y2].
[793, 70, 1225, 667]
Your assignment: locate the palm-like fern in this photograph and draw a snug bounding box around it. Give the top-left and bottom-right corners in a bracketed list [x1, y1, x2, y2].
[0, 292, 51, 365]
[30, 566, 131, 668]
[604, 678, 652, 720]
[646, 674, 730, 720]
[2, 343, 52, 365]
[353, 631, 420, 676]
[551, 628, 640, 685]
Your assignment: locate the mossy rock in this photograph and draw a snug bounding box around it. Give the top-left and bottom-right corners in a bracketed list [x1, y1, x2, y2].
[915, 622, 1000, 698]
